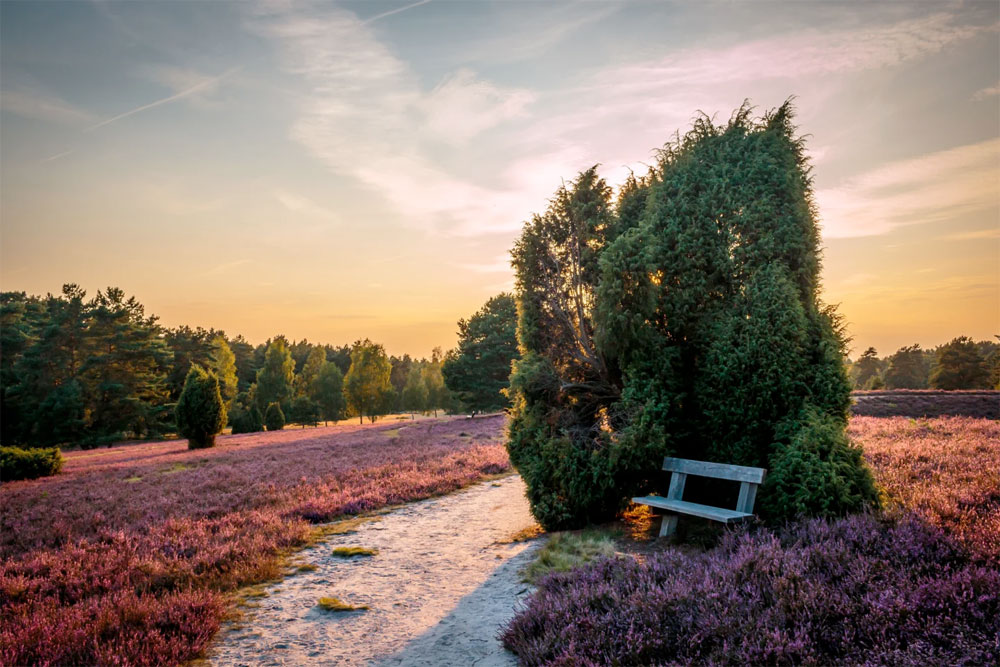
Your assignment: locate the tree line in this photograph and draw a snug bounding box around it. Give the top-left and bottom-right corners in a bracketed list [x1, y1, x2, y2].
[847, 337, 999, 390]
[0, 285, 519, 449]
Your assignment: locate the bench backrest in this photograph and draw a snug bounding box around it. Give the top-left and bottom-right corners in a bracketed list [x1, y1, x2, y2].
[662, 457, 766, 484]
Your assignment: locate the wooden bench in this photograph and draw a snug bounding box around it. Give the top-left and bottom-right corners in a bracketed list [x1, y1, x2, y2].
[633, 457, 767, 537]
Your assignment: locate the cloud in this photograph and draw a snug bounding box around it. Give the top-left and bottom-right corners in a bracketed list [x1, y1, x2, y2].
[973, 82, 1000, 101]
[815, 138, 1000, 238]
[363, 0, 431, 24]
[0, 89, 97, 125]
[457, 254, 512, 273]
[593, 13, 993, 93]
[941, 228, 1000, 241]
[86, 67, 240, 131]
[421, 69, 534, 143]
[250, 3, 546, 235]
[274, 189, 340, 222]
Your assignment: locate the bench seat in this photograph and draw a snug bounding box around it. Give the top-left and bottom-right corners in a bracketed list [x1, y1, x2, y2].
[632, 496, 753, 523]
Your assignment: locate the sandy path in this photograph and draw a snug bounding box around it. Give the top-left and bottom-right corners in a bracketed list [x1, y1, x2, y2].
[210, 474, 542, 666]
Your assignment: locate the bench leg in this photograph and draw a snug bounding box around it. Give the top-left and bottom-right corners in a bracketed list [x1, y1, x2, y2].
[659, 514, 678, 538]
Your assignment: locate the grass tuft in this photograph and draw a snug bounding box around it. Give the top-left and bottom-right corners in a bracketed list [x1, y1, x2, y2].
[497, 524, 545, 544]
[316, 597, 368, 612]
[331, 546, 378, 558]
[522, 531, 617, 584]
[295, 563, 318, 572]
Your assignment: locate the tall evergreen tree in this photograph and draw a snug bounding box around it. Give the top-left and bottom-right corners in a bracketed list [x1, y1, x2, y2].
[82, 287, 173, 443]
[255, 336, 295, 411]
[509, 103, 877, 530]
[443, 293, 519, 415]
[343, 339, 392, 423]
[884, 344, 929, 389]
[851, 347, 883, 390]
[401, 363, 428, 416]
[930, 336, 990, 389]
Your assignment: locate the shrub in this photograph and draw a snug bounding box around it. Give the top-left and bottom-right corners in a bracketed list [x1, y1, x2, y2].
[175, 365, 226, 449]
[289, 396, 319, 427]
[509, 102, 877, 529]
[0, 446, 63, 481]
[264, 402, 285, 431]
[502, 514, 1000, 665]
[230, 404, 264, 434]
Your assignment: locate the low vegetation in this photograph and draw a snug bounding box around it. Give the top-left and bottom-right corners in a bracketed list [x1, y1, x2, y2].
[521, 532, 617, 584]
[0, 416, 509, 666]
[502, 416, 1000, 665]
[330, 546, 378, 557]
[316, 597, 368, 612]
[0, 445, 63, 481]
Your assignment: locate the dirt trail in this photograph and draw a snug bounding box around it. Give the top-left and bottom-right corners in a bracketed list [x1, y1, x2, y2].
[210, 474, 542, 666]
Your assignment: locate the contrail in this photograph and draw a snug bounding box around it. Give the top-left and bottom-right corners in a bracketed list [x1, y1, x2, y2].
[363, 0, 431, 24]
[85, 66, 241, 132]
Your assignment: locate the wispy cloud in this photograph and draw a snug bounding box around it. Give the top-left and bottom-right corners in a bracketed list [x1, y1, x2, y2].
[204, 259, 252, 277]
[250, 3, 545, 235]
[86, 67, 240, 131]
[815, 138, 1000, 238]
[274, 189, 339, 222]
[457, 254, 512, 273]
[1, 89, 97, 125]
[941, 228, 1000, 241]
[973, 82, 1000, 101]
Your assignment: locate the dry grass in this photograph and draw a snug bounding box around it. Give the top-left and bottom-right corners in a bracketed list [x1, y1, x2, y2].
[316, 597, 369, 612]
[331, 546, 378, 557]
[497, 524, 545, 544]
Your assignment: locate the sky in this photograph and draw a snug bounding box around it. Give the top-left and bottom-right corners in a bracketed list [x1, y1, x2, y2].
[1, 0, 998, 358]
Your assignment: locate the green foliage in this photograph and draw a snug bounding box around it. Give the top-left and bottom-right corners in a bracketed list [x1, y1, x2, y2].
[930, 336, 990, 390]
[289, 395, 319, 427]
[884, 344, 929, 389]
[296, 347, 326, 398]
[0, 446, 63, 481]
[343, 339, 392, 423]
[509, 103, 878, 530]
[264, 402, 285, 431]
[850, 347, 884, 390]
[758, 408, 879, 520]
[255, 337, 295, 411]
[312, 361, 346, 423]
[207, 336, 239, 408]
[175, 365, 226, 449]
[522, 531, 617, 584]
[442, 293, 519, 415]
[401, 364, 428, 414]
[231, 404, 265, 434]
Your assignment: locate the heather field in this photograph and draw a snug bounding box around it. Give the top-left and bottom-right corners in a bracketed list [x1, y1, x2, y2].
[502, 417, 1000, 665]
[0, 416, 510, 666]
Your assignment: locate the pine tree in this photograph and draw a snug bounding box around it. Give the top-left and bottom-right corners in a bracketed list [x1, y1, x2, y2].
[255, 337, 295, 411]
[442, 294, 518, 416]
[175, 365, 226, 449]
[851, 347, 883, 389]
[930, 336, 990, 389]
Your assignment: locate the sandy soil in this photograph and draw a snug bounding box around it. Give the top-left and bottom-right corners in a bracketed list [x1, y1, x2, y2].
[209, 474, 543, 666]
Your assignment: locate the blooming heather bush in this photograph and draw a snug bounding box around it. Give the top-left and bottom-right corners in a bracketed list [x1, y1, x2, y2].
[504, 416, 1000, 664]
[502, 515, 999, 665]
[855, 416, 1000, 562]
[1, 416, 510, 665]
